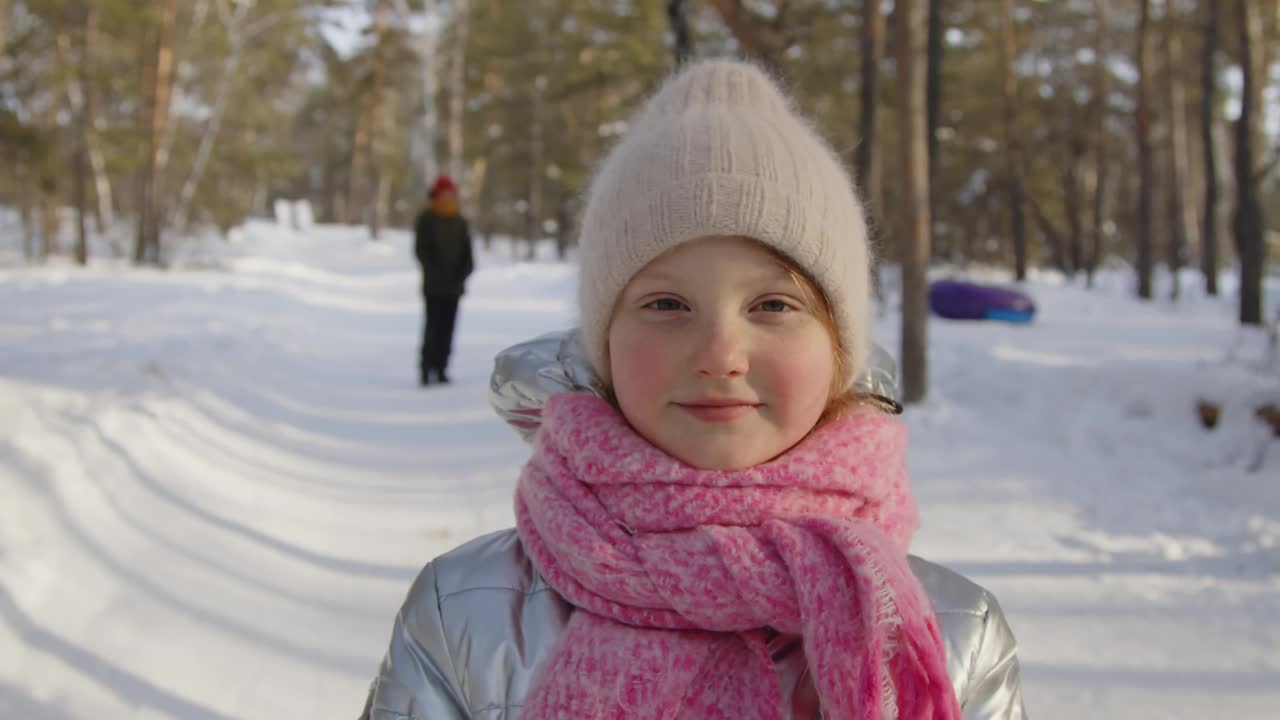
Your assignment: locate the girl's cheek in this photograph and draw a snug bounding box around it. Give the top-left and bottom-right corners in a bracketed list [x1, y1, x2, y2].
[610, 323, 673, 392]
[762, 334, 835, 407]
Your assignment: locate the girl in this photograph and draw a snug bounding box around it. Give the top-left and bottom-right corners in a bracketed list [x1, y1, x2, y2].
[364, 59, 1026, 720]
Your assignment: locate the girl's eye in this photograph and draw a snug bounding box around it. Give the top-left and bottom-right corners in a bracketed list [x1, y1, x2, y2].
[643, 297, 687, 311]
[754, 298, 793, 313]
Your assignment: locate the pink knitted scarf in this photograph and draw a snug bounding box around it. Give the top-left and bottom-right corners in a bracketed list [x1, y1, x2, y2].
[515, 393, 960, 720]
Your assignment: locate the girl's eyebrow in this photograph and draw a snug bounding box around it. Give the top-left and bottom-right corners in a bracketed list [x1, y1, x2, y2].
[630, 269, 683, 285]
[755, 263, 802, 285]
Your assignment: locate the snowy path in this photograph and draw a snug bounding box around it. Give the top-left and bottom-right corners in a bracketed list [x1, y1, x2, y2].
[1, 221, 1277, 719]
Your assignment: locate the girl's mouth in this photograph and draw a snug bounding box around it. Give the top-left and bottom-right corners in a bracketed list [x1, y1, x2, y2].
[675, 400, 760, 423]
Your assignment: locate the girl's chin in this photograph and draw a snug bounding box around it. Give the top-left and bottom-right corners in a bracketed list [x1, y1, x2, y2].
[665, 443, 776, 471]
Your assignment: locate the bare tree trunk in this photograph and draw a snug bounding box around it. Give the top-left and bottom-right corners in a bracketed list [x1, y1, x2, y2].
[372, 171, 390, 239]
[0, 0, 10, 50]
[958, 208, 976, 267]
[346, 1, 390, 233]
[321, 159, 338, 223]
[153, 8, 209, 196]
[11, 148, 31, 257]
[1200, 0, 1220, 296]
[55, 3, 113, 237]
[667, 0, 693, 66]
[927, 0, 944, 185]
[133, 24, 154, 262]
[470, 157, 491, 249]
[448, 0, 468, 182]
[1234, 0, 1266, 325]
[1262, 0, 1280, 80]
[392, 0, 441, 188]
[969, 208, 989, 268]
[856, 0, 885, 215]
[346, 106, 370, 225]
[527, 74, 547, 260]
[555, 196, 571, 260]
[1029, 194, 1069, 273]
[897, 0, 932, 405]
[1066, 134, 1086, 276]
[73, 2, 97, 265]
[372, 89, 400, 237]
[368, 0, 390, 239]
[998, 0, 1028, 281]
[135, 0, 178, 265]
[1165, 3, 1197, 301]
[87, 113, 114, 233]
[707, 0, 788, 75]
[251, 169, 267, 218]
[1086, 0, 1111, 288]
[42, 19, 67, 260]
[149, 0, 178, 260]
[857, 0, 886, 304]
[420, 0, 440, 186]
[369, 168, 384, 238]
[1133, 0, 1155, 299]
[335, 173, 349, 223]
[39, 187, 58, 259]
[19, 193, 34, 260]
[926, 0, 946, 265]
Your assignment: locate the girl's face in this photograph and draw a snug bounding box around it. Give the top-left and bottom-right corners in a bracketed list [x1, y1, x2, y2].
[608, 236, 836, 470]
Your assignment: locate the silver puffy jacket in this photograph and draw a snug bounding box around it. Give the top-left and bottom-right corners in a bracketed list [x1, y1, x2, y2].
[364, 332, 1027, 720]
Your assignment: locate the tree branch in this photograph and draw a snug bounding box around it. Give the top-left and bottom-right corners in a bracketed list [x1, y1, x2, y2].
[774, 0, 792, 30]
[389, 0, 414, 24]
[213, 0, 235, 30]
[706, 0, 788, 69]
[1026, 191, 1070, 272]
[1254, 141, 1280, 182]
[171, 1, 296, 230]
[244, 10, 297, 41]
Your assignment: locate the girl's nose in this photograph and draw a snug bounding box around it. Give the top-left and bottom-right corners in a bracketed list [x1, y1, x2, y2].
[691, 319, 748, 378]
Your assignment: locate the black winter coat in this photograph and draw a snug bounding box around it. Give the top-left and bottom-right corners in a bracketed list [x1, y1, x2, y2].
[414, 210, 474, 297]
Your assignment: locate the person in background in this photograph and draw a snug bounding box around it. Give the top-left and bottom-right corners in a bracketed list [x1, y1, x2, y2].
[414, 175, 473, 386]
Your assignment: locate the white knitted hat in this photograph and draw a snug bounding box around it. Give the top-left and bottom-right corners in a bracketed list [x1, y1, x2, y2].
[576, 59, 872, 390]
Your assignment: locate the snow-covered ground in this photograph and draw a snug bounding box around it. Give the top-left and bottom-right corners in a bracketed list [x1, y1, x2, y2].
[1, 219, 1277, 719]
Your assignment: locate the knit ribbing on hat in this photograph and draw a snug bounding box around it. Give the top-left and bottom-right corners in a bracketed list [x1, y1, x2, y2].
[575, 59, 872, 390]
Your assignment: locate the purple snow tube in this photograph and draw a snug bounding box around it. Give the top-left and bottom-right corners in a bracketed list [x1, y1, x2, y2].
[929, 280, 1036, 323]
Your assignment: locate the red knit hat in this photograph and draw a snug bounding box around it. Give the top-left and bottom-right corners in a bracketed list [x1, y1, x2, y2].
[429, 175, 458, 198]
